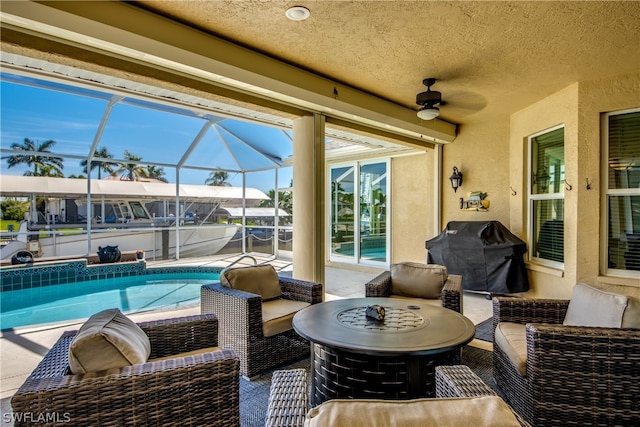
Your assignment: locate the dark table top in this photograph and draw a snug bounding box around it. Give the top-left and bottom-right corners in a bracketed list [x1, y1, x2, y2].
[293, 297, 476, 356]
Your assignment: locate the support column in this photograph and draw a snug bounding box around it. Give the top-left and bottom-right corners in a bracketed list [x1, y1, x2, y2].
[293, 114, 325, 286]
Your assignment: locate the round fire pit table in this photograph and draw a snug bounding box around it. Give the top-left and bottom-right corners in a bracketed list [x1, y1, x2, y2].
[292, 297, 476, 405]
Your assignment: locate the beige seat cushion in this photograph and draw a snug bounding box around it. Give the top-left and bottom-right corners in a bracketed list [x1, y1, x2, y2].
[563, 283, 627, 328]
[262, 299, 310, 337]
[148, 346, 221, 362]
[494, 322, 527, 377]
[304, 396, 522, 427]
[221, 264, 281, 301]
[68, 308, 151, 374]
[390, 262, 448, 299]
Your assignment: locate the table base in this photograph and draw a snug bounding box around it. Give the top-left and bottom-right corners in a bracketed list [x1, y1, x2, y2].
[311, 343, 459, 405]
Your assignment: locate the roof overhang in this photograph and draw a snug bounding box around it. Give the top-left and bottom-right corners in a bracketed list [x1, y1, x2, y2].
[0, 1, 456, 145]
[0, 175, 269, 202]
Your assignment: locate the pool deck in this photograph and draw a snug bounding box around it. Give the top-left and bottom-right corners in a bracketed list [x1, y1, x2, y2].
[0, 252, 492, 423]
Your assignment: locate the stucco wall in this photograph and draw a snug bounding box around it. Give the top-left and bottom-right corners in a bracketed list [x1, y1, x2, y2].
[441, 119, 511, 229]
[510, 72, 640, 298]
[579, 72, 640, 290]
[390, 152, 435, 263]
[510, 84, 579, 298]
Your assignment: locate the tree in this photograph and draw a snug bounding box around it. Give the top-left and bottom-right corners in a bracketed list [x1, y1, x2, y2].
[80, 146, 118, 179]
[37, 164, 64, 178]
[143, 165, 168, 183]
[258, 189, 292, 215]
[205, 169, 231, 186]
[0, 198, 29, 221]
[369, 187, 386, 235]
[257, 188, 293, 225]
[116, 150, 147, 181]
[4, 138, 64, 176]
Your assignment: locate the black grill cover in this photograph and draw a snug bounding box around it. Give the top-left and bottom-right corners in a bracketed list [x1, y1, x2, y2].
[425, 221, 529, 294]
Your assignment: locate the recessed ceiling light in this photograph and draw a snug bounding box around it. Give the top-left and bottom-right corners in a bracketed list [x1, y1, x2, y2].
[285, 6, 310, 21]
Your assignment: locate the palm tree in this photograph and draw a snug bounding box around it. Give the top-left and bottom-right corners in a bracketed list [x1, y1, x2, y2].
[143, 165, 168, 183]
[4, 138, 64, 176]
[258, 189, 293, 215]
[37, 164, 65, 178]
[116, 150, 147, 181]
[205, 169, 231, 186]
[80, 147, 118, 179]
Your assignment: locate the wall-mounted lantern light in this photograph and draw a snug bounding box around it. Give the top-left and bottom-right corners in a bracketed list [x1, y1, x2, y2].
[533, 165, 550, 190]
[449, 166, 463, 192]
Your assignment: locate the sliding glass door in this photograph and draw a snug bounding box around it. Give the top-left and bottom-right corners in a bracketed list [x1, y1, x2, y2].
[329, 160, 388, 265]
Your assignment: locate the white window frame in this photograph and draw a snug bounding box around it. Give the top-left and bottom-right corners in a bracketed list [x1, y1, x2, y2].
[327, 158, 390, 267]
[600, 108, 640, 279]
[527, 125, 565, 269]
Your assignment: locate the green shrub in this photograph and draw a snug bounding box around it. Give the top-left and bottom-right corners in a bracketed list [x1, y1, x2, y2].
[1, 199, 29, 221]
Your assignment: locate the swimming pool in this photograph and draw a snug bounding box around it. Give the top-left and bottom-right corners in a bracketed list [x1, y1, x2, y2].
[1, 272, 219, 330]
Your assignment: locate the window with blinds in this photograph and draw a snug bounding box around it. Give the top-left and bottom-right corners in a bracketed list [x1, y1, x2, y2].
[605, 109, 640, 274]
[529, 126, 565, 265]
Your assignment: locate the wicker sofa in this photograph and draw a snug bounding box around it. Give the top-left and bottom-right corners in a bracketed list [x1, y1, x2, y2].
[11, 314, 240, 427]
[365, 262, 463, 313]
[201, 266, 323, 378]
[493, 282, 640, 426]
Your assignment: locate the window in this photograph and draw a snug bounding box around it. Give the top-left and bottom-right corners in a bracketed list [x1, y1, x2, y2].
[529, 126, 565, 265]
[603, 109, 640, 275]
[329, 160, 389, 265]
[359, 162, 387, 263]
[130, 201, 150, 220]
[330, 165, 356, 260]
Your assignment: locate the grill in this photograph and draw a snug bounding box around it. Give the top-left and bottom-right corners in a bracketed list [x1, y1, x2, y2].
[426, 221, 529, 295]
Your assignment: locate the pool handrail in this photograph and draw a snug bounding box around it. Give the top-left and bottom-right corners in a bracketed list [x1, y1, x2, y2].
[219, 254, 259, 277]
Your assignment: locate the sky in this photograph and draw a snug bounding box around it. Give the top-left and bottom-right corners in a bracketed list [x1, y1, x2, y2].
[0, 73, 293, 193]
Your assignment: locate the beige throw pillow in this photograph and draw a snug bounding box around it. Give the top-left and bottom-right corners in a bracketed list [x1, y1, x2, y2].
[563, 283, 627, 328]
[221, 264, 281, 301]
[390, 262, 448, 299]
[68, 308, 151, 374]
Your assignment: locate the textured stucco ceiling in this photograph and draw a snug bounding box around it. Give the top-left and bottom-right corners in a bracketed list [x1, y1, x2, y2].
[133, 1, 640, 126]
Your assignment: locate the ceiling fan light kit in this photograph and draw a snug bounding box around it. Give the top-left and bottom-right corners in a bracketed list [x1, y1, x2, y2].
[416, 77, 442, 120]
[417, 106, 440, 120]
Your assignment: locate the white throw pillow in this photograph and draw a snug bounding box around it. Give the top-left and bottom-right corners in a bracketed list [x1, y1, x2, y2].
[622, 296, 640, 329]
[563, 283, 627, 328]
[68, 308, 151, 374]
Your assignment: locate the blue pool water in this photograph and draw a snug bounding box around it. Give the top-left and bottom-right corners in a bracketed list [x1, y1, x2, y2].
[0, 273, 219, 330]
[334, 247, 387, 260]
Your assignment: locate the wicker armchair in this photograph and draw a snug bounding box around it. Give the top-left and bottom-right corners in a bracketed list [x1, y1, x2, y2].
[493, 296, 640, 426]
[265, 367, 529, 427]
[265, 369, 310, 427]
[11, 314, 240, 427]
[365, 264, 463, 313]
[201, 275, 322, 378]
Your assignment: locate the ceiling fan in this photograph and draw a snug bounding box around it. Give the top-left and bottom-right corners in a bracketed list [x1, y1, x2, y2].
[416, 78, 442, 120]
